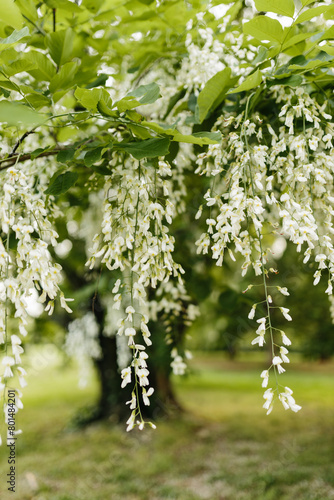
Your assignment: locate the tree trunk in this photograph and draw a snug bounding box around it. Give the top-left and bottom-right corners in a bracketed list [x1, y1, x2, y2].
[87, 294, 182, 424]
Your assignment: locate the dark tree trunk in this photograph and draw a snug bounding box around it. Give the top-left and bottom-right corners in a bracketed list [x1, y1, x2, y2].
[87, 294, 182, 424]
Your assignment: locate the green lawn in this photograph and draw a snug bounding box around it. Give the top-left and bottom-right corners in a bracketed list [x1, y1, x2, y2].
[0, 351, 333, 500]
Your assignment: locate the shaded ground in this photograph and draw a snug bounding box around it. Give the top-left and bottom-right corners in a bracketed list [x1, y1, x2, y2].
[0, 352, 333, 500]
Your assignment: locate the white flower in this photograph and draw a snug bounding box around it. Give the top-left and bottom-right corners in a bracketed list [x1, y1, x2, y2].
[248, 305, 256, 319]
[251, 333, 265, 347]
[126, 411, 135, 432]
[137, 368, 149, 386]
[171, 355, 187, 375]
[125, 305, 135, 322]
[256, 317, 266, 333]
[313, 270, 321, 286]
[263, 388, 274, 414]
[272, 356, 285, 374]
[277, 286, 289, 296]
[126, 393, 136, 410]
[315, 254, 327, 269]
[125, 327, 136, 346]
[112, 279, 121, 294]
[260, 370, 269, 388]
[280, 346, 290, 363]
[142, 387, 154, 406]
[121, 367, 132, 388]
[60, 294, 73, 313]
[279, 387, 302, 412]
[2, 356, 15, 378]
[280, 307, 292, 321]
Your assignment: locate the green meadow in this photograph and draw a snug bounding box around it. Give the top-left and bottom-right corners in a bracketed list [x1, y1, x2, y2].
[0, 351, 333, 500]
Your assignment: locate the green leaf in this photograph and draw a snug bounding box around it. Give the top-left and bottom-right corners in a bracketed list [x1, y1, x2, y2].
[116, 138, 170, 160]
[90, 163, 112, 175]
[15, 0, 38, 22]
[127, 124, 153, 140]
[30, 147, 52, 160]
[320, 25, 334, 42]
[0, 0, 24, 30]
[86, 74, 109, 89]
[197, 68, 232, 123]
[96, 90, 115, 117]
[0, 27, 29, 45]
[82, 0, 105, 13]
[0, 101, 45, 126]
[126, 83, 161, 105]
[44, 0, 82, 12]
[45, 28, 75, 67]
[191, 132, 222, 144]
[116, 97, 141, 113]
[84, 147, 103, 167]
[57, 149, 75, 163]
[253, 46, 269, 64]
[26, 51, 57, 82]
[289, 59, 331, 71]
[268, 75, 303, 87]
[116, 83, 161, 112]
[163, 88, 186, 119]
[74, 87, 103, 112]
[140, 121, 221, 145]
[229, 69, 263, 93]
[255, 0, 295, 17]
[282, 32, 318, 51]
[45, 171, 78, 195]
[2, 58, 36, 78]
[243, 16, 284, 43]
[321, 44, 334, 56]
[25, 93, 51, 110]
[295, 5, 334, 24]
[301, 0, 319, 6]
[49, 62, 78, 93]
[324, 7, 334, 20]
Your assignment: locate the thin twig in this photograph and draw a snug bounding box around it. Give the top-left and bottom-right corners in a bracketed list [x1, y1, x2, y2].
[22, 14, 47, 37]
[53, 9, 56, 32]
[10, 130, 36, 157]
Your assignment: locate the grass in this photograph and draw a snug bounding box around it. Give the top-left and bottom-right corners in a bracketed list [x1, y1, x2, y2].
[0, 351, 333, 500]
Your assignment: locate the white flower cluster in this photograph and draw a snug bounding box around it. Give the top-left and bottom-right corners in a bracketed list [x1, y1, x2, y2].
[0, 165, 70, 444]
[177, 25, 256, 92]
[86, 156, 186, 430]
[65, 312, 101, 388]
[193, 82, 334, 414]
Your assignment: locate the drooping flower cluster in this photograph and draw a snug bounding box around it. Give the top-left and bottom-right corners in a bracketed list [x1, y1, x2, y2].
[0, 163, 70, 444]
[86, 155, 188, 430]
[194, 82, 334, 414]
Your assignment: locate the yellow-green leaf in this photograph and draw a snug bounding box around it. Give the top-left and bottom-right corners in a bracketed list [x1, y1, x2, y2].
[0, 0, 23, 30]
[229, 69, 263, 93]
[255, 0, 295, 18]
[295, 5, 334, 24]
[74, 87, 103, 112]
[0, 27, 29, 45]
[282, 32, 319, 51]
[45, 28, 75, 67]
[243, 16, 284, 43]
[0, 101, 45, 125]
[197, 68, 232, 123]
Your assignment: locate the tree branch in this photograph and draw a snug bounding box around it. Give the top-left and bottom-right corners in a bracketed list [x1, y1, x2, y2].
[0, 150, 63, 171]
